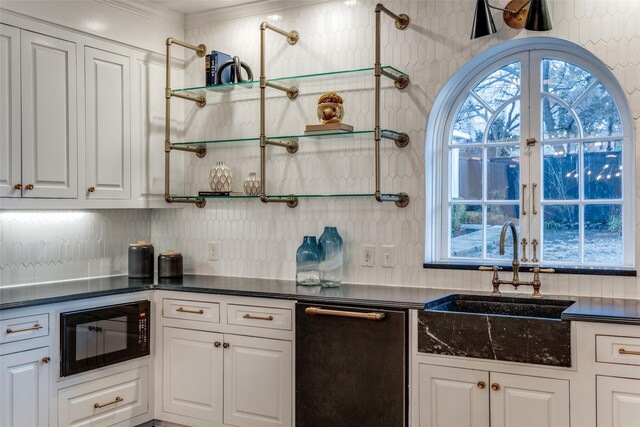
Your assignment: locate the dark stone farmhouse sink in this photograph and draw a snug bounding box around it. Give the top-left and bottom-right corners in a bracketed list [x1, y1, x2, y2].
[417, 294, 575, 367]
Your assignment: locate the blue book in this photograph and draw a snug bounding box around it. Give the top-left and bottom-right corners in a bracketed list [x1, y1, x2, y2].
[211, 50, 232, 85]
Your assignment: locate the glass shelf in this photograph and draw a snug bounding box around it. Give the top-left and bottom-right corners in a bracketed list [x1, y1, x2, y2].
[171, 129, 408, 148]
[171, 193, 405, 200]
[171, 66, 408, 98]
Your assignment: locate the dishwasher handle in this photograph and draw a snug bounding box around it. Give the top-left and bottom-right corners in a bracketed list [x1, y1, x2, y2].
[304, 306, 386, 321]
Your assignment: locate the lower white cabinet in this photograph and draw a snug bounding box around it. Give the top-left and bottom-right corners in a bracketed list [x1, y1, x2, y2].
[597, 376, 640, 427]
[58, 365, 149, 427]
[162, 326, 292, 427]
[418, 364, 569, 427]
[0, 346, 50, 427]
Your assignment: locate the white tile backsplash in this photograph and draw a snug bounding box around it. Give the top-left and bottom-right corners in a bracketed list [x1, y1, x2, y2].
[2, 0, 640, 299]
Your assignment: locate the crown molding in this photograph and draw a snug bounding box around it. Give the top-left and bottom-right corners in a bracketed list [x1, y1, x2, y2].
[95, 0, 185, 28]
[185, 0, 330, 29]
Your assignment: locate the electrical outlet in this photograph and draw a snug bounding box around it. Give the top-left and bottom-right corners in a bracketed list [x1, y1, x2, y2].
[207, 241, 219, 261]
[381, 245, 396, 268]
[360, 244, 375, 267]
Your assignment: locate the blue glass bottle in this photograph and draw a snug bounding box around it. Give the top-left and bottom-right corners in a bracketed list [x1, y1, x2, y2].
[318, 227, 343, 287]
[296, 236, 320, 286]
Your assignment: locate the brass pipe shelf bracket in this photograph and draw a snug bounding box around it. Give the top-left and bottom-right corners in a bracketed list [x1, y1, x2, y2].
[260, 22, 300, 207]
[375, 4, 410, 207]
[170, 144, 207, 158]
[164, 37, 208, 208]
[265, 138, 299, 153]
[375, 3, 410, 29]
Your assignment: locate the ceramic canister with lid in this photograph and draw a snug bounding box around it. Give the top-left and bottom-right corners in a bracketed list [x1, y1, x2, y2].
[158, 250, 183, 278]
[128, 241, 154, 278]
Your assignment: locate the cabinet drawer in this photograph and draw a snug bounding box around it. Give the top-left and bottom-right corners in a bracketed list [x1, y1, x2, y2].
[58, 366, 148, 427]
[163, 298, 220, 323]
[597, 335, 640, 366]
[0, 313, 49, 344]
[227, 304, 292, 331]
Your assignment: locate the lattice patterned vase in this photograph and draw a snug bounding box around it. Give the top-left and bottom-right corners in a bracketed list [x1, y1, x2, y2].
[243, 172, 261, 196]
[209, 161, 232, 192]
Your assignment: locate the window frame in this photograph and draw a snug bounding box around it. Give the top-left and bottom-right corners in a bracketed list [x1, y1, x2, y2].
[425, 38, 635, 270]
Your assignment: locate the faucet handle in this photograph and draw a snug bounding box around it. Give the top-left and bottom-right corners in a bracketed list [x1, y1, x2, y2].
[529, 267, 555, 274]
[528, 267, 554, 298]
[479, 266, 502, 272]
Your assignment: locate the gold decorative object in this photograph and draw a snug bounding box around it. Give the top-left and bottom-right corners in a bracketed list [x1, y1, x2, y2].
[316, 92, 344, 124]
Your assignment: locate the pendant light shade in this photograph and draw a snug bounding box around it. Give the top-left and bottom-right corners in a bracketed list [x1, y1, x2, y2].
[524, 0, 552, 31]
[471, 0, 497, 39]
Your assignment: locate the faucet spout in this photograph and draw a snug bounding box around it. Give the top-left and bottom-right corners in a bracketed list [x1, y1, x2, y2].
[499, 221, 519, 282]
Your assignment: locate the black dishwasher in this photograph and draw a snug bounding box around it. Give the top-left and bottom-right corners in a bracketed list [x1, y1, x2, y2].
[295, 302, 406, 426]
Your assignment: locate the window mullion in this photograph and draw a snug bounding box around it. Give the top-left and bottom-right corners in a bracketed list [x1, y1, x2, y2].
[523, 51, 539, 260]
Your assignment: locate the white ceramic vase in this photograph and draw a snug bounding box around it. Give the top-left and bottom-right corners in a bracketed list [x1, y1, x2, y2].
[243, 172, 261, 196]
[209, 161, 232, 192]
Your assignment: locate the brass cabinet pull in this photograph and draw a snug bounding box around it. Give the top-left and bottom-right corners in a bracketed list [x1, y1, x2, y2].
[41, 357, 50, 364]
[6, 323, 43, 334]
[25, 184, 34, 190]
[304, 307, 386, 321]
[177, 307, 204, 314]
[531, 239, 539, 263]
[619, 348, 640, 356]
[93, 396, 123, 409]
[521, 184, 527, 215]
[532, 183, 538, 215]
[88, 186, 96, 193]
[223, 342, 230, 349]
[521, 237, 528, 262]
[214, 341, 221, 348]
[243, 314, 274, 321]
[14, 183, 22, 190]
[491, 383, 500, 391]
[477, 381, 486, 389]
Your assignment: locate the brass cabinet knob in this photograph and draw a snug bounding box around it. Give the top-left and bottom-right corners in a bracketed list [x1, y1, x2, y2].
[491, 383, 500, 391]
[25, 184, 34, 190]
[223, 342, 230, 349]
[88, 186, 96, 193]
[14, 183, 22, 190]
[477, 381, 486, 389]
[214, 341, 221, 348]
[41, 357, 50, 364]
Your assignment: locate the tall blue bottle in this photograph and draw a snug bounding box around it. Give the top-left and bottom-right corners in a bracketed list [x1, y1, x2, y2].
[296, 236, 320, 285]
[318, 227, 343, 287]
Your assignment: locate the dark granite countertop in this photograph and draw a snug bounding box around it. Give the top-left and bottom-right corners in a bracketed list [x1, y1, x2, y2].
[1, 274, 639, 325]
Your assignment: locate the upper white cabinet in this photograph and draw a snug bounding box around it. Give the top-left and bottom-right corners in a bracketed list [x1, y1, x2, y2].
[21, 30, 78, 199]
[0, 24, 21, 198]
[84, 47, 130, 199]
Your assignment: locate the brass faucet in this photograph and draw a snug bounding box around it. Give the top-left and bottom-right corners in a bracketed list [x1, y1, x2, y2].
[479, 221, 554, 298]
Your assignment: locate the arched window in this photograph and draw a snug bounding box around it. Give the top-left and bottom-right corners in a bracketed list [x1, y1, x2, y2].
[425, 38, 635, 269]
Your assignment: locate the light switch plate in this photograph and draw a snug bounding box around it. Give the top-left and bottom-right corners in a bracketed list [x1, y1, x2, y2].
[381, 245, 396, 268]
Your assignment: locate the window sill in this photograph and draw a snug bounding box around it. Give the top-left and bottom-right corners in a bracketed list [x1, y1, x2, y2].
[423, 263, 636, 277]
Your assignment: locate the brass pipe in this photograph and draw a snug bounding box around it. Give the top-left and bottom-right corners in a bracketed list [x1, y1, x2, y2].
[170, 90, 206, 107]
[265, 139, 299, 153]
[170, 144, 207, 158]
[304, 307, 386, 321]
[375, 3, 410, 29]
[374, 6, 382, 201]
[265, 81, 299, 99]
[260, 22, 299, 45]
[164, 195, 206, 208]
[260, 25, 267, 200]
[166, 37, 207, 57]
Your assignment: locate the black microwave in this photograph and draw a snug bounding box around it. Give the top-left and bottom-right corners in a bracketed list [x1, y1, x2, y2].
[60, 300, 150, 377]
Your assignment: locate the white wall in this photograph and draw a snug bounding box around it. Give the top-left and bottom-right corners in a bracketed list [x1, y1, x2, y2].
[150, 0, 640, 298]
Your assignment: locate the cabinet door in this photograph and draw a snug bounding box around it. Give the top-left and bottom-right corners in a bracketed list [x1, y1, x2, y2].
[0, 346, 50, 427]
[597, 376, 640, 427]
[490, 372, 569, 427]
[84, 47, 130, 199]
[223, 335, 292, 427]
[0, 24, 21, 198]
[21, 30, 77, 198]
[418, 364, 489, 427]
[162, 327, 223, 423]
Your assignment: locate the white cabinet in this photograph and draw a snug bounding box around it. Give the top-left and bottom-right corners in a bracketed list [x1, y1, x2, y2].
[418, 364, 569, 427]
[597, 376, 640, 427]
[21, 30, 78, 198]
[162, 326, 292, 427]
[84, 46, 130, 200]
[0, 346, 50, 427]
[223, 334, 292, 427]
[162, 327, 224, 423]
[0, 24, 21, 198]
